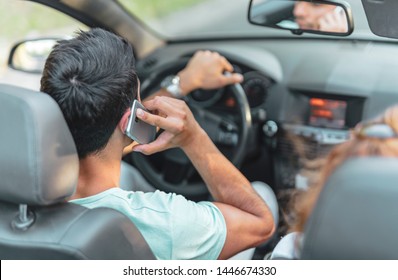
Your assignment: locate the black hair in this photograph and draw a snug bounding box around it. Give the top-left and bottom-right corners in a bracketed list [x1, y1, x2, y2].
[41, 28, 138, 158]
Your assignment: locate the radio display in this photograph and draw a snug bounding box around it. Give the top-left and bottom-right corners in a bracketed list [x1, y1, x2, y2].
[309, 98, 347, 129]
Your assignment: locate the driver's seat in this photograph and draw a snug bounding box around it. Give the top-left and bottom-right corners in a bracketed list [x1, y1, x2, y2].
[0, 84, 155, 259]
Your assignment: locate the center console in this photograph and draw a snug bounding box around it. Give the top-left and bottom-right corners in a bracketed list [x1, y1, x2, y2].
[271, 91, 366, 190]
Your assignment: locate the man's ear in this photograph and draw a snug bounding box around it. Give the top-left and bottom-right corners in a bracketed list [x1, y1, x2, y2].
[118, 109, 131, 133]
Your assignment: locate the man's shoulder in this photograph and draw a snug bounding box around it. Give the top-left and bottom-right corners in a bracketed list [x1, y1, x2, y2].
[71, 187, 199, 211]
[97, 188, 220, 219]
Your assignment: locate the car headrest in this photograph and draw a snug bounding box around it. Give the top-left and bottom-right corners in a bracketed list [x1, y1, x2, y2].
[0, 84, 78, 206]
[301, 157, 398, 259]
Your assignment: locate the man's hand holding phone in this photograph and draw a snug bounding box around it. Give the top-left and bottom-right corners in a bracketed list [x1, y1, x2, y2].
[318, 6, 348, 33]
[132, 96, 208, 155]
[124, 100, 157, 144]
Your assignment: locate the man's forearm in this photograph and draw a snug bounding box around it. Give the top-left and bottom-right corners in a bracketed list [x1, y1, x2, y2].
[182, 129, 271, 220]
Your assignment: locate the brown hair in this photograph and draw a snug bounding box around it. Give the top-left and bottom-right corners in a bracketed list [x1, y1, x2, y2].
[292, 105, 398, 232]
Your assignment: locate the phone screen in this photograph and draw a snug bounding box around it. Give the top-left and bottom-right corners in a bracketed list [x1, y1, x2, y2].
[125, 100, 157, 144]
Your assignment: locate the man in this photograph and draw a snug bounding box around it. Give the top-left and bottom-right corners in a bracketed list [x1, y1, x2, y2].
[41, 28, 276, 259]
[293, 2, 348, 33]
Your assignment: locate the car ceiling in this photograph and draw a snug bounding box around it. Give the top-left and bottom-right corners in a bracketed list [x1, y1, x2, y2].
[26, 0, 398, 53]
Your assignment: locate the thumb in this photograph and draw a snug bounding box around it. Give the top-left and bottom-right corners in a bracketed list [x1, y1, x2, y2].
[132, 137, 170, 155]
[133, 144, 156, 155]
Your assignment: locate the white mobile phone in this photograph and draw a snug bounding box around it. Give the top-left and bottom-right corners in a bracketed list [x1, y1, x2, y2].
[125, 100, 157, 144]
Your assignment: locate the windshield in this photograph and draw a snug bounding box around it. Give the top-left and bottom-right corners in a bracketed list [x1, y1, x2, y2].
[119, 0, 383, 40]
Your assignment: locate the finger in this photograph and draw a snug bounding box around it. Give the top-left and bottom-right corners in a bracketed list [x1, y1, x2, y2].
[132, 137, 171, 155]
[324, 13, 334, 26]
[194, 50, 204, 56]
[123, 142, 139, 155]
[143, 96, 178, 114]
[335, 12, 344, 25]
[318, 18, 328, 30]
[136, 108, 182, 133]
[146, 96, 189, 116]
[221, 56, 234, 72]
[319, 12, 332, 28]
[191, 50, 205, 61]
[219, 73, 244, 86]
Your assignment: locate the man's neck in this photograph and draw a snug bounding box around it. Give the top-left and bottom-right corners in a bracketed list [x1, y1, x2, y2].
[69, 152, 122, 200]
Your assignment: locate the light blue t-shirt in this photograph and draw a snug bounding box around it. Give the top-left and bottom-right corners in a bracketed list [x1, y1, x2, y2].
[70, 188, 226, 260]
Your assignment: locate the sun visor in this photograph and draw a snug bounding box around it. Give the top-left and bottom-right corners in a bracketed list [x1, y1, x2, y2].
[362, 0, 398, 39]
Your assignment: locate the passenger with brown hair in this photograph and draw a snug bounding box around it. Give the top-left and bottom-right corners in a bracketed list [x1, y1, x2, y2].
[270, 105, 398, 259]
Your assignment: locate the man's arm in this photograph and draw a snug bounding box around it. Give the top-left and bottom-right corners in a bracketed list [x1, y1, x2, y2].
[142, 50, 243, 100]
[183, 133, 275, 259]
[133, 96, 275, 259]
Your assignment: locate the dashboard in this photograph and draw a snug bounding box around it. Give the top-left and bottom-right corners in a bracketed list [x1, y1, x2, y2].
[137, 38, 398, 191]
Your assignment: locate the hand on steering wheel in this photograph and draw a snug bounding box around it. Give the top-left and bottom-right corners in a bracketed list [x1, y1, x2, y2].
[177, 51, 243, 95]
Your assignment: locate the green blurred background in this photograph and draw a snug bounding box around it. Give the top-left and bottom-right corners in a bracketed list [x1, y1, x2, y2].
[0, 0, 202, 75]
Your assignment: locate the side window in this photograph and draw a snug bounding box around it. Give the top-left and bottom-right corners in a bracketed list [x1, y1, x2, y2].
[0, 1, 88, 89]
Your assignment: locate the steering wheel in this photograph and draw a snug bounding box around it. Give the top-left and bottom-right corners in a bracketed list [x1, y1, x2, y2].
[129, 58, 252, 197]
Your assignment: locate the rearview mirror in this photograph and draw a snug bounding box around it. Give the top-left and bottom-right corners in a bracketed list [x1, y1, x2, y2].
[248, 0, 353, 36]
[8, 38, 58, 74]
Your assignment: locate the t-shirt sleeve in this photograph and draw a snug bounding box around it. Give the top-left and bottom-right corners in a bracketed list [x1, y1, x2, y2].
[170, 195, 227, 260]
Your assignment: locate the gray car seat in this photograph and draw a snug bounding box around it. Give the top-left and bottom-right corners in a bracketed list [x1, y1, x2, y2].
[301, 158, 398, 259]
[0, 84, 155, 259]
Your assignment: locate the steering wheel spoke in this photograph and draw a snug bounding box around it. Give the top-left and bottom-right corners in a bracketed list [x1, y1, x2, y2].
[189, 103, 240, 146]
